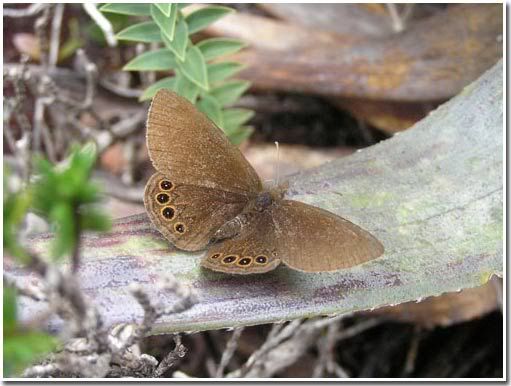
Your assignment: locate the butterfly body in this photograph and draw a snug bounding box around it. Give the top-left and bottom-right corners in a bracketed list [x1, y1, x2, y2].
[144, 90, 384, 275]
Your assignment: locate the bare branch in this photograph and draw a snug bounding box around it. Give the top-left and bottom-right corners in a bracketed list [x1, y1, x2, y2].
[401, 326, 421, 376]
[153, 335, 187, 377]
[82, 3, 117, 47]
[49, 4, 65, 68]
[334, 318, 382, 341]
[4, 3, 50, 17]
[385, 4, 405, 33]
[35, 6, 51, 69]
[236, 319, 303, 377]
[216, 328, 244, 377]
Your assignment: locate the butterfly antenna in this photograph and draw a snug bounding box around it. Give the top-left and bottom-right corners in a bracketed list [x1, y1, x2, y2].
[274, 141, 280, 187]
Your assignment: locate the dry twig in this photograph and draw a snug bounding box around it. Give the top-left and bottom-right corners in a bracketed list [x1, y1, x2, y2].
[82, 3, 117, 47]
[153, 335, 187, 377]
[49, 4, 65, 68]
[216, 328, 244, 377]
[401, 325, 421, 376]
[3, 3, 50, 18]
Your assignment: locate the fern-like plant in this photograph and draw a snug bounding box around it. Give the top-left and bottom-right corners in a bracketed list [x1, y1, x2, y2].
[100, 3, 254, 144]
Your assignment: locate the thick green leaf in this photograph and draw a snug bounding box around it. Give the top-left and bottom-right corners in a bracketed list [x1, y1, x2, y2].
[178, 45, 209, 90]
[197, 38, 246, 61]
[116, 22, 162, 43]
[207, 62, 245, 84]
[100, 3, 151, 16]
[186, 6, 234, 34]
[161, 18, 189, 61]
[155, 3, 172, 17]
[197, 94, 223, 127]
[7, 61, 503, 334]
[210, 80, 250, 107]
[140, 76, 177, 101]
[150, 4, 177, 42]
[223, 108, 254, 132]
[123, 49, 176, 71]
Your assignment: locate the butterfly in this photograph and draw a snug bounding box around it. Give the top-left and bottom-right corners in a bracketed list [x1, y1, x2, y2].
[144, 90, 384, 274]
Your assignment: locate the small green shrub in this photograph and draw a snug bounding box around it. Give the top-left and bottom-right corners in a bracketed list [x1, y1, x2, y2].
[30, 143, 111, 259]
[3, 144, 110, 376]
[100, 3, 254, 144]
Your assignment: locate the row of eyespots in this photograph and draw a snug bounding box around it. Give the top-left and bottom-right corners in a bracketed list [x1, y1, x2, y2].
[210, 253, 269, 266]
[156, 180, 186, 234]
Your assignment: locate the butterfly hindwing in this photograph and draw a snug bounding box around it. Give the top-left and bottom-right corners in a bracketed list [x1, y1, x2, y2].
[270, 200, 384, 272]
[201, 211, 281, 274]
[200, 197, 384, 274]
[144, 172, 250, 251]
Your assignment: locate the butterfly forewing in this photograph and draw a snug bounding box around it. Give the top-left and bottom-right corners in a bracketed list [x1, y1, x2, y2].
[146, 89, 262, 195]
[270, 200, 384, 272]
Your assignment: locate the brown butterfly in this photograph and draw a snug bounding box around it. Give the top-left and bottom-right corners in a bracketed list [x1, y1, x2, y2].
[144, 90, 384, 274]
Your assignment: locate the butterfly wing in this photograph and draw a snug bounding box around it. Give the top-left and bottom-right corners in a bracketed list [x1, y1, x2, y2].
[144, 172, 250, 251]
[201, 211, 281, 274]
[270, 200, 384, 272]
[147, 89, 262, 195]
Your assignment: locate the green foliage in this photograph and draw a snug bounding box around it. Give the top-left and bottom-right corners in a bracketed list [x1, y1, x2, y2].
[100, 3, 151, 16]
[185, 6, 233, 34]
[177, 45, 209, 90]
[197, 94, 223, 128]
[30, 143, 111, 260]
[150, 4, 177, 42]
[155, 3, 173, 17]
[5, 144, 111, 263]
[223, 108, 255, 133]
[101, 3, 253, 144]
[123, 49, 177, 71]
[140, 76, 177, 100]
[162, 17, 188, 61]
[207, 61, 244, 83]
[4, 287, 59, 377]
[4, 168, 32, 263]
[210, 80, 251, 107]
[4, 287, 17, 334]
[115, 22, 161, 43]
[197, 38, 247, 61]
